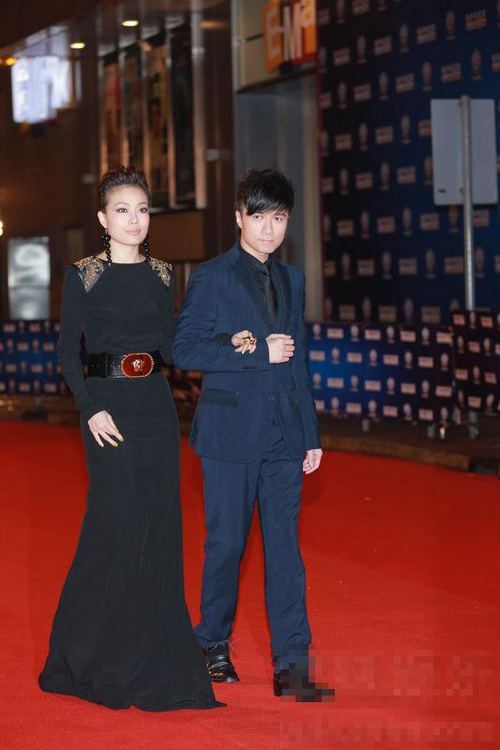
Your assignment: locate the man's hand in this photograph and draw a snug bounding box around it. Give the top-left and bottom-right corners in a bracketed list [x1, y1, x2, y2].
[88, 410, 124, 448]
[266, 334, 295, 363]
[303, 448, 322, 474]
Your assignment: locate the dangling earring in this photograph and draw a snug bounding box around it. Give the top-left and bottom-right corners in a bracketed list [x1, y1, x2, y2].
[143, 234, 151, 265]
[101, 231, 112, 266]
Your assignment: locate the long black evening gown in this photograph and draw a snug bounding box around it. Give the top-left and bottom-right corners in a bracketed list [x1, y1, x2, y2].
[39, 256, 220, 711]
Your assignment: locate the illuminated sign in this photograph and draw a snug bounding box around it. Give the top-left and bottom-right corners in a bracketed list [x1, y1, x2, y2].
[11, 56, 73, 124]
[8, 236, 51, 319]
[263, 0, 317, 72]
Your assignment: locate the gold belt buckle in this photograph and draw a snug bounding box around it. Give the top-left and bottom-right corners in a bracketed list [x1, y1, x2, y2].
[120, 352, 154, 378]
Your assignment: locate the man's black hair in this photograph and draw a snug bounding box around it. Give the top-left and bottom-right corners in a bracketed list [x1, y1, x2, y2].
[236, 168, 295, 215]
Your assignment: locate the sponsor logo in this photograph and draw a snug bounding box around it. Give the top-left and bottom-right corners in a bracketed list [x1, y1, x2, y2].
[327, 377, 345, 389]
[436, 386, 453, 398]
[357, 259, 376, 277]
[417, 24, 437, 44]
[346, 402, 363, 415]
[339, 305, 356, 321]
[418, 356, 434, 368]
[365, 380, 382, 392]
[396, 73, 415, 93]
[421, 307, 441, 324]
[441, 63, 462, 83]
[333, 47, 351, 66]
[375, 125, 394, 144]
[401, 330, 416, 343]
[383, 405, 398, 418]
[436, 332, 453, 345]
[492, 53, 500, 72]
[365, 329, 382, 341]
[399, 24, 410, 52]
[419, 409, 434, 422]
[401, 382, 417, 395]
[356, 171, 374, 189]
[337, 219, 355, 237]
[445, 257, 464, 274]
[347, 352, 363, 364]
[335, 0, 347, 23]
[420, 213, 440, 231]
[418, 119, 432, 137]
[397, 166, 416, 184]
[353, 0, 370, 14]
[323, 260, 335, 277]
[468, 396, 482, 409]
[378, 306, 397, 322]
[326, 327, 344, 340]
[374, 36, 392, 55]
[317, 9, 331, 26]
[383, 354, 400, 366]
[335, 133, 353, 151]
[309, 351, 326, 361]
[399, 258, 418, 276]
[354, 83, 372, 102]
[473, 209, 489, 227]
[377, 216, 396, 234]
[320, 92, 333, 109]
[321, 177, 334, 194]
[356, 35, 367, 63]
[465, 10, 487, 31]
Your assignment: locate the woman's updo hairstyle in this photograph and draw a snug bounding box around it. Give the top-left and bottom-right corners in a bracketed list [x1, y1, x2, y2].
[99, 165, 150, 208]
[98, 166, 151, 266]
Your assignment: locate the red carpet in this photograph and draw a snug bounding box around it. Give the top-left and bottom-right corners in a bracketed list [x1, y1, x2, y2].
[1, 421, 499, 749]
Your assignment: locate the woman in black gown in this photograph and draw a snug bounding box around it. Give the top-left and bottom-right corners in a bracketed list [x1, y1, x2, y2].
[39, 167, 220, 711]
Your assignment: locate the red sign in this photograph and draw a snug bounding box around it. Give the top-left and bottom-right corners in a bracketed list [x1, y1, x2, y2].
[264, 0, 317, 72]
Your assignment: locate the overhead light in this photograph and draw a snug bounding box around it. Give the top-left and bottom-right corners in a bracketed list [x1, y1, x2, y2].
[0, 220, 4, 237]
[122, 19, 139, 28]
[70, 42, 86, 50]
[5, 56, 17, 66]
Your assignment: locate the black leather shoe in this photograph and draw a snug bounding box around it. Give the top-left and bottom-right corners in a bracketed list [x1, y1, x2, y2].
[273, 669, 335, 702]
[204, 642, 239, 683]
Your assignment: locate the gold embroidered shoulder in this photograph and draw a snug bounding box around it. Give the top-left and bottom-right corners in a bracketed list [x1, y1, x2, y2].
[149, 257, 173, 287]
[72, 256, 107, 292]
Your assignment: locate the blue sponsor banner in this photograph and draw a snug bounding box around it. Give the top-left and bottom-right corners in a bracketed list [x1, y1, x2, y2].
[0, 320, 65, 397]
[307, 319, 499, 424]
[452, 310, 500, 416]
[318, 0, 500, 325]
[1, 318, 497, 425]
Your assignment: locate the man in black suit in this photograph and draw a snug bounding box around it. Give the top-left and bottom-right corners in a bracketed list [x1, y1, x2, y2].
[173, 169, 333, 700]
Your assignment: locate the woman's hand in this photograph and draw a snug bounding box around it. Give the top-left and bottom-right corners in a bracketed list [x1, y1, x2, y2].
[232, 329, 256, 354]
[88, 410, 124, 448]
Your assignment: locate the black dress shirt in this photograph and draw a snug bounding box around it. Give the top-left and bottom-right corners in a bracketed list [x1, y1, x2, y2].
[238, 244, 278, 325]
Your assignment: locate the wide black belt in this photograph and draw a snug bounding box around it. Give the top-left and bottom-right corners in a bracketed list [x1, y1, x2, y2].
[87, 351, 162, 379]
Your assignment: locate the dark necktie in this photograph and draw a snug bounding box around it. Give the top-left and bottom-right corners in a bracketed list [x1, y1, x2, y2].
[261, 262, 278, 324]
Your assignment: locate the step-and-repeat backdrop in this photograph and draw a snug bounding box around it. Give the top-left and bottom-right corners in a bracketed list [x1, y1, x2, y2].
[307, 313, 499, 423]
[1, 317, 498, 424]
[317, 0, 500, 325]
